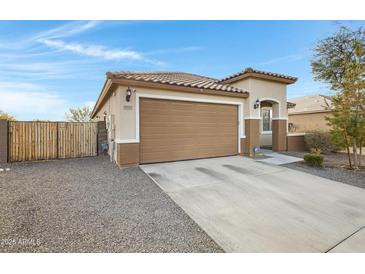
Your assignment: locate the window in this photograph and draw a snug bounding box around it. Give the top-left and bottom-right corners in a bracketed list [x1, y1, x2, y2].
[262, 109, 272, 132]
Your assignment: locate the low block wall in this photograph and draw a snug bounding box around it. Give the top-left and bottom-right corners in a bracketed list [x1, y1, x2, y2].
[287, 134, 306, 152]
[0, 120, 8, 163]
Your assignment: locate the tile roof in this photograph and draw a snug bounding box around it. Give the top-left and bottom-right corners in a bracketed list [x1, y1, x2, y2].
[107, 71, 248, 94]
[288, 95, 332, 114]
[220, 67, 298, 83]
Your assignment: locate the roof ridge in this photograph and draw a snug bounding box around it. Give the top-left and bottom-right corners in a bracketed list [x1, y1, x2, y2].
[109, 70, 218, 80]
[106, 70, 248, 94]
[220, 67, 297, 82]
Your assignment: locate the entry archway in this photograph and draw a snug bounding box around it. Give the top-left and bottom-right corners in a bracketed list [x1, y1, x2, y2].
[259, 99, 286, 152]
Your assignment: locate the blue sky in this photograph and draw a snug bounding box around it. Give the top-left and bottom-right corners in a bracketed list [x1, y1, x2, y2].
[0, 20, 364, 120]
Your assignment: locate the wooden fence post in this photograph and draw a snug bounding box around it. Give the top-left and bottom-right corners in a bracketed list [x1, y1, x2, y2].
[0, 120, 9, 163]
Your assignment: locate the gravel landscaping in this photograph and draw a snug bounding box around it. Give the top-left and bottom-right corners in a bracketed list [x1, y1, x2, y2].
[282, 151, 365, 190]
[0, 156, 223, 253]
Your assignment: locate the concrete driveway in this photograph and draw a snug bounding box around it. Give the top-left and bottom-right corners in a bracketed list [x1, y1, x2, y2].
[140, 156, 365, 252]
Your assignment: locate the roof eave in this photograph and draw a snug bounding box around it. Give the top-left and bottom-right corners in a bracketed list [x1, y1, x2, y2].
[221, 72, 297, 85]
[91, 76, 249, 118]
[111, 78, 249, 98]
[91, 78, 115, 118]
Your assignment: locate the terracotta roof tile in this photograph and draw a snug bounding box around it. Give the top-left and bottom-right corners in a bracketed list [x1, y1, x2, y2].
[220, 67, 298, 83]
[107, 71, 248, 94]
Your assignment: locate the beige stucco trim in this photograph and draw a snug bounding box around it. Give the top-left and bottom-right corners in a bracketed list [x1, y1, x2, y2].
[258, 97, 281, 118]
[114, 139, 139, 143]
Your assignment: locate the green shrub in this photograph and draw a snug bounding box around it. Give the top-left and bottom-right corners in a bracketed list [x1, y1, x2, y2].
[304, 130, 339, 153]
[310, 148, 322, 155]
[304, 153, 324, 167]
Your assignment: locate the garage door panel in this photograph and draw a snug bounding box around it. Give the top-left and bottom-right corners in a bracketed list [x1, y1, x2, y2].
[141, 136, 237, 147]
[140, 98, 238, 164]
[142, 126, 238, 137]
[141, 146, 238, 163]
[142, 124, 237, 132]
[142, 114, 237, 123]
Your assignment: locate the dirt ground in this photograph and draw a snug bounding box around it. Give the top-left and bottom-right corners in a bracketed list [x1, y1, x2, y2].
[282, 150, 365, 168]
[282, 151, 365, 190]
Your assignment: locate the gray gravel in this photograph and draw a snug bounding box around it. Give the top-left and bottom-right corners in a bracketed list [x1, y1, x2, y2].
[0, 156, 223, 252]
[283, 162, 365, 190]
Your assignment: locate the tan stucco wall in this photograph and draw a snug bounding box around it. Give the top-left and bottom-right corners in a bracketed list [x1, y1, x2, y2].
[107, 85, 248, 141]
[93, 77, 290, 161]
[288, 112, 330, 132]
[93, 89, 119, 160]
[228, 78, 288, 118]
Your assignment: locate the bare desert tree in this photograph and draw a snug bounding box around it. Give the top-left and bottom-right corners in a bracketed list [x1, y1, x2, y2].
[65, 105, 92, 122]
[0, 110, 16, 121]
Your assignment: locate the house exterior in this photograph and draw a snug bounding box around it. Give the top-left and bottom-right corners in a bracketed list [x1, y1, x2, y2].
[91, 68, 299, 167]
[288, 95, 332, 132]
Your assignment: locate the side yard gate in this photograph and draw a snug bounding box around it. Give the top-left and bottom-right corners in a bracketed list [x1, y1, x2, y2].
[8, 121, 98, 162]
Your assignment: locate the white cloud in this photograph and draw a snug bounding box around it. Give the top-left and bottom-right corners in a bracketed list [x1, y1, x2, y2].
[40, 39, 143, 61]
[146, 46, 202, 55]
[256, 54, 304, 66]
[0, 81, 69, 121]
[34, 21, 101, 41]
[0, 59, 101, 80]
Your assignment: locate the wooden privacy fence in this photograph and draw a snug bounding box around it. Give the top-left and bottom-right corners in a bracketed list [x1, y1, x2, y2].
[8, 121, 98, 162]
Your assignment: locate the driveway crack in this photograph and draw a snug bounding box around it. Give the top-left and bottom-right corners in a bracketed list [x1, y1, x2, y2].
[325, 226, 365, 253]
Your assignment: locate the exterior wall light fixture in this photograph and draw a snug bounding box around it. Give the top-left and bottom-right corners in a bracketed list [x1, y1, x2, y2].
[126, 87, 133, 102]
[253, 98, 260, 109]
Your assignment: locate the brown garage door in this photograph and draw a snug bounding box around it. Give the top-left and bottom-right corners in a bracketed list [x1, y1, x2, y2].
[140, 98, 238, 164]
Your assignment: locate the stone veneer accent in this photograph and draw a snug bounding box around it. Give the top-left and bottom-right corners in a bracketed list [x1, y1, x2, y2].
[0, 120, 8, 163]
[272, 120, 287, 152]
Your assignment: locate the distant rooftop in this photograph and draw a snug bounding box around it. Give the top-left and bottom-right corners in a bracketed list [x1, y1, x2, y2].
[288, 95, 332, 114]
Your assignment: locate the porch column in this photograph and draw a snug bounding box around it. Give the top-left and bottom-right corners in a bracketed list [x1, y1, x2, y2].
[243, 119, 260, 156]
[272, 119, 287, 152]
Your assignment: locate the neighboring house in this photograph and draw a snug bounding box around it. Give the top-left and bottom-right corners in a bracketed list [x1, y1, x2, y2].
[91, 68, 298, 167]
[288, 95, 332, 132]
